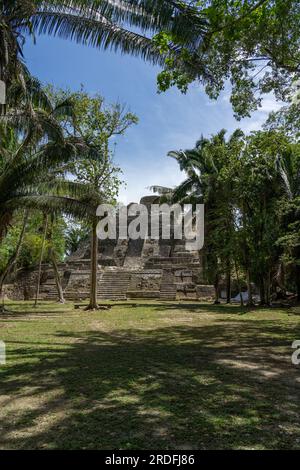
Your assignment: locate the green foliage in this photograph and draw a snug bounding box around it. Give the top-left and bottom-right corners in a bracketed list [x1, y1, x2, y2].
[0, 216, 22, 272]
[264, 102, 300, 138]
[154, 0, 300, 118]
[0, 83, 99, 243]
[65, 222, 90, 256]
[4, 1, 300, 119]
[0, 79, 138, 279]
[166, 121, 300, 301]
[46, 86, 138, 206]
[0, 211, 66, 271]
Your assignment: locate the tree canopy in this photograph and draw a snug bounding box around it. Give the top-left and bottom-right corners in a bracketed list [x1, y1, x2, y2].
[2, 1, 300, 118]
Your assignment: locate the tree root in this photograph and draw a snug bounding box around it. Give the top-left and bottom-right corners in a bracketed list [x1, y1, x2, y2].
[84, 304, 111, 311]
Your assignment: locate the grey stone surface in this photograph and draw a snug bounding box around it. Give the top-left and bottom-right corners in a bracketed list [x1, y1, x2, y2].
[8, 196, 213, 301]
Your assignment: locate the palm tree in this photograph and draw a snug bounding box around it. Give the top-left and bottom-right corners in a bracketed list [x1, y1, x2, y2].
[0, 91, 96, 243]
[34, 212, 48, 307]
[154, 130, 242, 304]
[0, 1, 31, 87]
[167, 132, 225, 303]
[0, 1, 48, 113]
[276, 143, 300, 300]
[0, 124, 94, 242]
[0, 0, 161, 84]
[1, 0, 207, 93]
[0, 80, 95, 231]
[0, 118, 96, 310]
[46, 214, 66, 304]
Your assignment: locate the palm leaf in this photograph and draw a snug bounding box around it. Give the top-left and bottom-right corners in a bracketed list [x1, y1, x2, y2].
[30, 9, 163, 64]
[3, 194, 96, 219]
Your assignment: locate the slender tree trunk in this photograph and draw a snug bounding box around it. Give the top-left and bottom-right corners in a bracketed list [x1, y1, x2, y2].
[34, 214, 48, 307]
[213, 273, 220, 304]
[259, 276, 266, 305]
[265, 271, 271, 305]
[246, 268, 254, 306]
[234, 258, 244, 307]
[226, 260, 231, 304]
[86, 219, 99, 310]
[0, 211, 28, 298]
[47, 218, 65, 304]
[50, 248, 65, 304]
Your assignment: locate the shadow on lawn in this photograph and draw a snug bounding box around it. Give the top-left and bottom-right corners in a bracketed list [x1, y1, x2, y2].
[0, 304, 73, 320]
[115, 302, 250, 315]
[1, 320, 300, 450]
[0, 302, 251, 321]
[116, 301, 292, 316]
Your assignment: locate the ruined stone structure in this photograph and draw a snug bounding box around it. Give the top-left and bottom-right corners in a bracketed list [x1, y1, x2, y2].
[11, 196, 214, 301]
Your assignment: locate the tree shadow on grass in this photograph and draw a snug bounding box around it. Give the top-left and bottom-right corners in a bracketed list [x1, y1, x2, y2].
[111, 302, 253, 315]
[0, 320, 300, 450]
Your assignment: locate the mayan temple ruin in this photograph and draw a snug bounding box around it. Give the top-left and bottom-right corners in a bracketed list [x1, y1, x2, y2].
[8, 196, 214, 301]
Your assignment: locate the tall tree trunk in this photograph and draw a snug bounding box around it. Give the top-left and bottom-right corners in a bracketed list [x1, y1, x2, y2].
[246, 268, 254, 306]
[34, 214, 48, 307]
[86, 219, 99, 310]
[226, 260, 231, 304]
[213, 273, 220, 304]
[49, 248, 65, 304]
[265, 271, 271, 305]
[234, 258, 244, 307]
[259, 276, 266, 305]
[0, 211, 28, 298]
[47, 218, 65, 304]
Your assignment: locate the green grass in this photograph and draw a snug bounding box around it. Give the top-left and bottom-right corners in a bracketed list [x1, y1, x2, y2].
[0, 300, 300, 450]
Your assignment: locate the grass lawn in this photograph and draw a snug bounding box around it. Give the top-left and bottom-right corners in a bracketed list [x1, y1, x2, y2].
[0, 300, 299, 450]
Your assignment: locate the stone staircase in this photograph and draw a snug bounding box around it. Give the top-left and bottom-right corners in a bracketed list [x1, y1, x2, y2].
[98, 270, 131, 300]
[40, 269, 90, 301]
[39, 272, 59, 300]
[160, 271, 177, 300]
[64, 288, 90, 301]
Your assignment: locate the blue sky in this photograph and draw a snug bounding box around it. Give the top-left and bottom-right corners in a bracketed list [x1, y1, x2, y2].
[24, 36, 282, 204]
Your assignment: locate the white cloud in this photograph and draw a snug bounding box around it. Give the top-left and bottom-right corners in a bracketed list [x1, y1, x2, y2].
[118, 158, 183, 204]
[116, 91, 285, 204]
[257, 96, 283, 114]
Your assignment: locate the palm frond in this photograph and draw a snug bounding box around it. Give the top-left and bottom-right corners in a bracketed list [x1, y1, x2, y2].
[36, 0, 207, 37]
[171, 177, 195, 203]
[3, 194, 96, 219]
[34, 179, 95, 199]
[30, 9, 163, 64]
[6, 65, 53, 111]
[0, 136, 86, 197]
[149, 185, 173, 195]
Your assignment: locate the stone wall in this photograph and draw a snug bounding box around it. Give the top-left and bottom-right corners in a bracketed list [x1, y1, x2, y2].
[127, 270, 162, 299]
[6, 268, 41, 300]
[4, 196, 215, 302]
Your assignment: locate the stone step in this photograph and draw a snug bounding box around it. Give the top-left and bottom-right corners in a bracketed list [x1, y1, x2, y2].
[97, 271, 131, 300]
[98, 296, 126, 300]
[160, 269, 177, 299]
